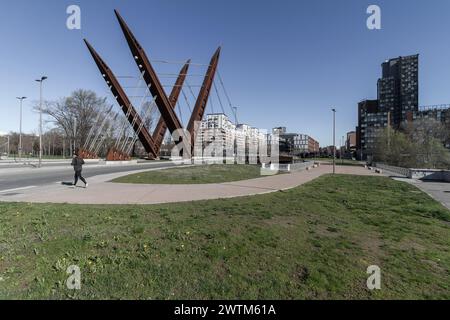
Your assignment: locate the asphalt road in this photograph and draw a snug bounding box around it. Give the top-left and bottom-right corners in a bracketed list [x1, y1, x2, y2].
[0, 161, 175, 192]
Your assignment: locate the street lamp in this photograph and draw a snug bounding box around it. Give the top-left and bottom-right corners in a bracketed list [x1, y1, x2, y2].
[233, 106, 238, 163]
[16, 96, 27, 161]
[332, 108, 336, 174]
[35, 76, 47, 168]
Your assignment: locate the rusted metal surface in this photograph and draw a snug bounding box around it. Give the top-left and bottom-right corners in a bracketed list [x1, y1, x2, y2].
[186, 47, 221, 143]
[152, 61, 190, 153]
[76, 148, 98, 160]
[106, 147, 132, 161]
[114, 10, 185, 137]
[84, 39, 158, 159]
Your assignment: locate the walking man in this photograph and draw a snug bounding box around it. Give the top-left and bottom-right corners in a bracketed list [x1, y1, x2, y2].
[71, 152, 88, 188]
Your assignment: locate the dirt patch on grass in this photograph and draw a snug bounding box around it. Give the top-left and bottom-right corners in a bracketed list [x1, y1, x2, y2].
[353, 232, 385, 264]
[314, 224, 341, 239]
[395, 239, 426, 252]
[263, 216, 298, 228]
[293, 265, 310, 284]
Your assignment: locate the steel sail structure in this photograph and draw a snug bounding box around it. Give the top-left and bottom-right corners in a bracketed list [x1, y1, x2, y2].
[84, 9, 221, 158]
[84, 39, 158, 158]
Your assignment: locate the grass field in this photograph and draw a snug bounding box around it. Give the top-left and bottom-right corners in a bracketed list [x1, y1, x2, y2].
[0, 174, 449, 299]
[312, 158, 364, 166]
[112, 164, 265, 184]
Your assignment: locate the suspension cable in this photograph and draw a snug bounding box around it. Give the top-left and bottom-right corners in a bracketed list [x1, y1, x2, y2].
[177, 100, 184, 126]
[217, 70, 238, 123]
[120, 83, 152, 152]
[149, 59, 211, 67]
[213, 80, 226, 115]
[181, 88, 193, 114]
[126, 96, 157, 155]
[209, 90, 215, 114]
[158, 73, 205, 78]
[108, 71, 146, 150]
[185, 79, 198, 100]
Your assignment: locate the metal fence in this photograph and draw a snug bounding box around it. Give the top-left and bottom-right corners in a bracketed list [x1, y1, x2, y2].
[373, 163, 411, 177]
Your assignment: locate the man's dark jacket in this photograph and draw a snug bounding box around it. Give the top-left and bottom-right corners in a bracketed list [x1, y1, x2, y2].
[71, 157, 85, 171]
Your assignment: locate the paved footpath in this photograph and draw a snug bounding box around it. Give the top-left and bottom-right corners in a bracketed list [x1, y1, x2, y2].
[0, 165, 379, 205]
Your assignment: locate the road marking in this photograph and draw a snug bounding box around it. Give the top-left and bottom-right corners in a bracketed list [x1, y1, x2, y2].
[0, 186, 37, 194]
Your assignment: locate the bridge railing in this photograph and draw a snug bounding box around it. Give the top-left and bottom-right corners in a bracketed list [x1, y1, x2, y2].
[261, 161, 315, 172]
[373, 163, 411, 177]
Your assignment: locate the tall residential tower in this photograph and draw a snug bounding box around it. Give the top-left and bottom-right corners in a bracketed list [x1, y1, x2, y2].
[377, 54, 419, 126]
[356, 54, 419, 159]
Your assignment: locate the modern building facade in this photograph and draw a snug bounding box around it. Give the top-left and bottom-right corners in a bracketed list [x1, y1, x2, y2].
[414, 105, 450, 123]
[356, 54, 419, 159]
[272, 128, 319, 157]
[197, 113, 236, 158]
[346, 131, 357, 154]
[195, 113, 266, 161]
[378, 54, 419, 126]
[272, 127, 287, 136]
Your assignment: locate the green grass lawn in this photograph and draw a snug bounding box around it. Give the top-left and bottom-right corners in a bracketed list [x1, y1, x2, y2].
[112, 164, 265, 184]
[0, 175, 449, 299]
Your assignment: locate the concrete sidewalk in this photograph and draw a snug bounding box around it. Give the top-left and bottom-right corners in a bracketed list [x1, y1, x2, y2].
[0, 165, 379, 205]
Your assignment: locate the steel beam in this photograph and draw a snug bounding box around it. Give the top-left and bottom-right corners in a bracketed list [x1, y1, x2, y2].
[152, 60, 190, 153]
[187, 47, 221, 141]
[114, 10, 185, 136]
[84, 39, 158, 158]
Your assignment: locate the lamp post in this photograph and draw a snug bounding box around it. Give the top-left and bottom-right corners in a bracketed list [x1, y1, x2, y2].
[16, 96, 27, 161]
[73, 117, 77, 156]
[332, 108, 336, 174]
[35, 76, 47, 168]
[233, 106, 238, 163]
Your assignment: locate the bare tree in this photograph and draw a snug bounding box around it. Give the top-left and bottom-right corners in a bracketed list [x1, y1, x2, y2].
[38, 89, 108, 155]
[405, 119, 450, 168]
[373, 119, 450, 169]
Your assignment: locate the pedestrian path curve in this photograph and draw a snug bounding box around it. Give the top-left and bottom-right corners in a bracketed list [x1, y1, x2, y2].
[0, 165, 379, 205]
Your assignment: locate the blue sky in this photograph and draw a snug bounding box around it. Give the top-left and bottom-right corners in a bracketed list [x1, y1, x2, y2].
[1, 0, 450, 146]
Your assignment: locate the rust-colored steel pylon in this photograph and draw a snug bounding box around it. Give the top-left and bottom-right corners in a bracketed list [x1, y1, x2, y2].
[114, 9, 221, 145]
[84, 39, 159, 158]
[186, 47, 221, 142]
[114, 10, 184, 136]
[152, 61, 190, 153]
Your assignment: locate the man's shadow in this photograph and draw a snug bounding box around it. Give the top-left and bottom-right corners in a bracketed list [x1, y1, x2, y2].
[61, 181, 86, 188]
